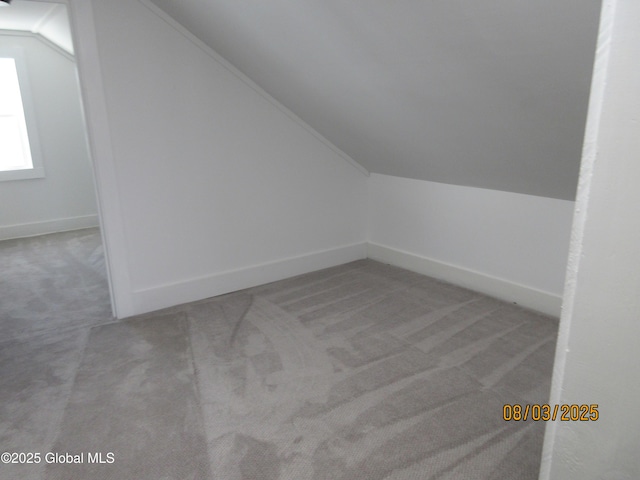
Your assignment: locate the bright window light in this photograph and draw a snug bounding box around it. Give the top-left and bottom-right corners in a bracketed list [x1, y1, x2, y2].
[0, 57, 35, 172]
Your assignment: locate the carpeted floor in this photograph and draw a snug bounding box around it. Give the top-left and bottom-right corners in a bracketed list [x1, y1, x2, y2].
[0, 229, 558, 479]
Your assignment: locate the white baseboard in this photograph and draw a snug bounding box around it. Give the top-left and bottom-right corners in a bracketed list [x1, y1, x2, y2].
[125, 241, 562, 318]
[367, 242, 562, 317]
[0, 215, 100, 241]
[129, 242, 367, 317]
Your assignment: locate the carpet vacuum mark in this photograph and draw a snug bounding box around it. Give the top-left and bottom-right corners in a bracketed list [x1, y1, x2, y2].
[44, 313, 210, 480]
[1, 230, 557, 480]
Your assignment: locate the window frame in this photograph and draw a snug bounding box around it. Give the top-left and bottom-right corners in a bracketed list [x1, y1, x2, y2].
[0, 46, 45, 182]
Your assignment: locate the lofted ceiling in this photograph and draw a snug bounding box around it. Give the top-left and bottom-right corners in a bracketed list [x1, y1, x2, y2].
[153, 1, 601, 200]
[0, 0, 73, 54]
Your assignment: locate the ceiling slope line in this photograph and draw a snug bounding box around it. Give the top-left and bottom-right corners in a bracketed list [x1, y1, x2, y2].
[137, 0, 369, 177]
[30, 2, 59, 34]
[0, 29, 73, 61]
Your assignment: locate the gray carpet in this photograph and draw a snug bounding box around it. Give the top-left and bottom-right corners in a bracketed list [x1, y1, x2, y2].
[0, 229, 558, 479]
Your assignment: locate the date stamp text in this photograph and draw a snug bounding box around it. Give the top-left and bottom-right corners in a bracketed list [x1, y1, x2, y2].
[503, 404, 599, 421]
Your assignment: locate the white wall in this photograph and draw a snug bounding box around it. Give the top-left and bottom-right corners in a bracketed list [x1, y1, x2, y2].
[71, 0, 581, 321]
[541, 0, 640, 478]
[37, 4, 74, 55]
[71, 0, 368, 318]
[368, 174, 574, 316]
[0, 34, 97, 240]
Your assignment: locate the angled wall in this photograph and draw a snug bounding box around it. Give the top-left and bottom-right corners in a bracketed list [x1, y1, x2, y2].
[138, 0, 598, 318]
[72, 0, 368, 317]
[148, 0, 601, 201]
[71, 0, 583, 320]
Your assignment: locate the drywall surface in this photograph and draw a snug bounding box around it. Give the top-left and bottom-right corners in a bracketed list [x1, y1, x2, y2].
[37, 3, 74, 55]
[0, 34, 97, 240]
[367, 173, 574, 314]
[149, 0, 601, 200]
[0, 2, 73, 54]
[82, 0, 368, 317]
[541, 0, 640, 478]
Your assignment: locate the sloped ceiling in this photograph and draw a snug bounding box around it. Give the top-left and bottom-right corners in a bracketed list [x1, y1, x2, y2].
[149, 0, 601, 200]
[0, 0, 73, 54]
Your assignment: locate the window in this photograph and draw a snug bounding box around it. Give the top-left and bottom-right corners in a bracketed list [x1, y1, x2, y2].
[0, 49, 44, 181]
